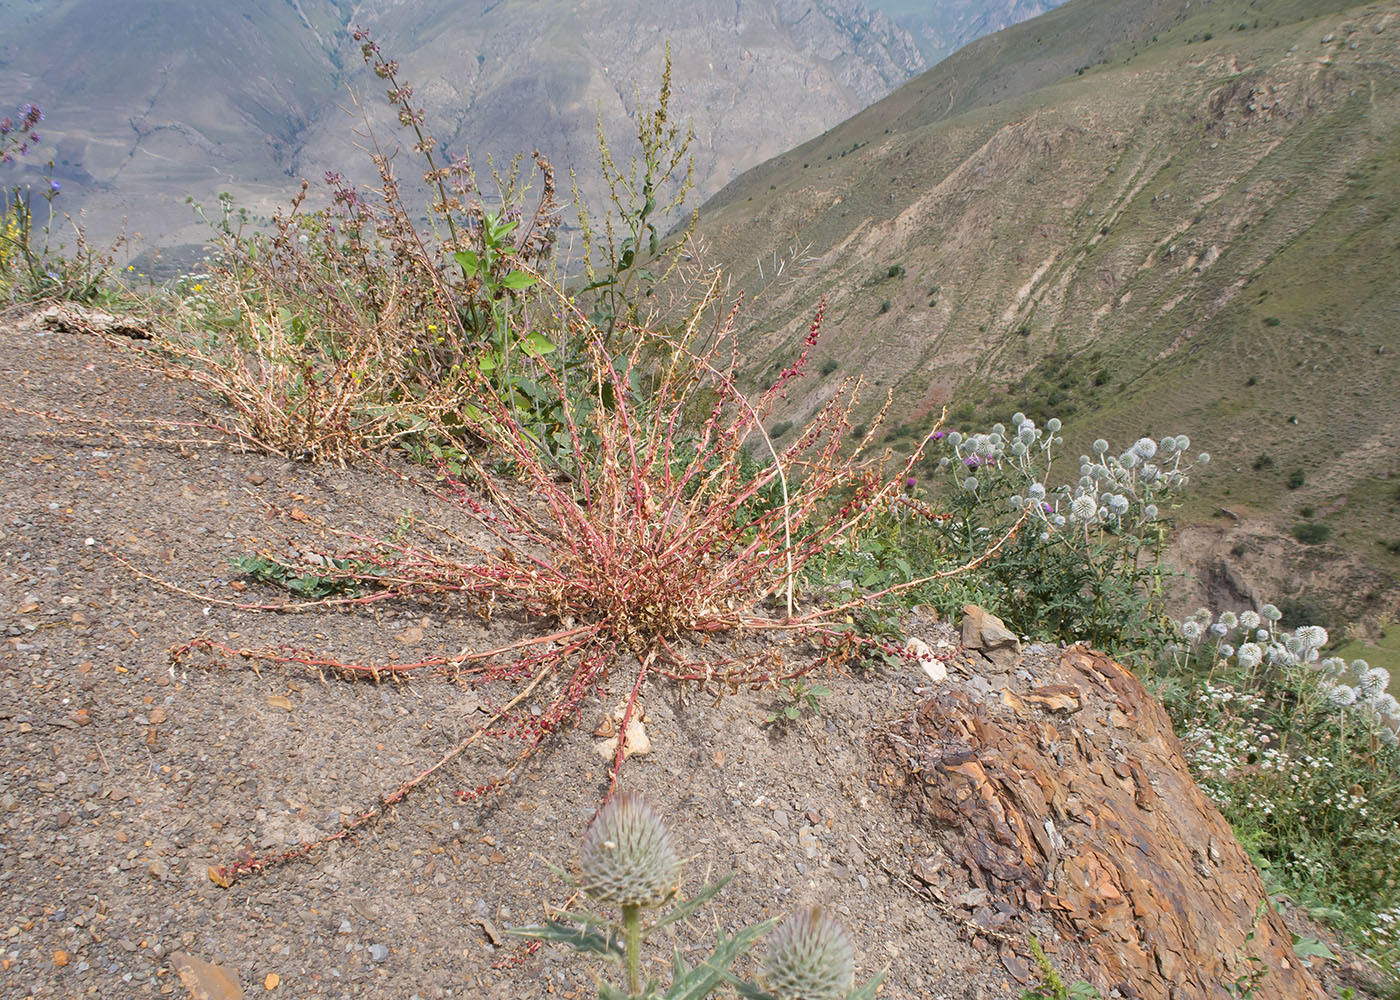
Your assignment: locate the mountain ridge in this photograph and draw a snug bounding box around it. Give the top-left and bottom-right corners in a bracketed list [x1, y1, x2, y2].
[689, 0, 1400, 623]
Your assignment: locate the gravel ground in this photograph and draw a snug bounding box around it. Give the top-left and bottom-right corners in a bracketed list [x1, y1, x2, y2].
[0, 316, 1022, 1000]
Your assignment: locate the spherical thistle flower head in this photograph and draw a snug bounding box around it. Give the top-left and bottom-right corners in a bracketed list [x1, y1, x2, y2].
[1360, 668, 1391, 701]
[1218, 643, 1235, 660]
[946, 431, 962, 447]
[1028, 483, 1047, 501]
[1257, 629, 1271, 641]
[962, 476, 979, 492]
[577, 792, 681, 908]
[1351, 659, 1370, 674]
[1329, 684, 1358, 708]
[1296, 625, 1328, 651]
[1261, 604, 1283, 622]
[1093, 438, 1109, 454]
[1378, 725, 1398, 747]
[1239, 610, 1261, 631]
[1046, 418, 1062, 432]
[1376, 692, 1400, 718]
[1175, 435, 1191, 452]
[761, 907, 856, 1000]
[1210, 622, 1230, 639]
[1319, 656, 1346, 675]
[1197, 452, 1210, 465]
[1145, 504, 1159, 519]
[1236, 643, 1263, 670]
[1160, 436, 1178, 455]
[1133, 437, 1157, 459]
[1070, 494, 1097, 522]
[1012, 412, 1026, 426]
[1180, 620, 1205, 642]
[1218, 611, 1239, 629]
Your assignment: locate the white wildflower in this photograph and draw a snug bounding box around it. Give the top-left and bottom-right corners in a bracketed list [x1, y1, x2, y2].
[1046, 418, 1061, 432]
[1239, 610, 1261, 631]
[1262, 604, 1283, 622]
[1219, 612, 1239, 629]
[1296, 625, 1328, 651]
[1236, 643, 1263, 669]
[1180, 620, 1205, 642]
[1070, 495, 1097, 522]
[1329, 685, 1358, 708]
[1093, 439, 1109, 453]
[1134, 437, 1158, 459]
[1360, 668, 1391, 701]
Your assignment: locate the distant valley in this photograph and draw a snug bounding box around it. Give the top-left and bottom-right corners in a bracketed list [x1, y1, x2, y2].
[690, 0, 1400, 626]
[0, 0, 1061, 254]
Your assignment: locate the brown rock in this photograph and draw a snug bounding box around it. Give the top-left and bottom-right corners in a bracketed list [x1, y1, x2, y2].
[961, 605, 1022, 670]
[1026, 684, 1082, 714]
[876, 646, 1325, 1000]
[171, 952, 243, 1000]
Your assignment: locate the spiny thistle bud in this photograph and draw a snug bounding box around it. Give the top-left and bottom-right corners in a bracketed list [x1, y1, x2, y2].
[761, 906, 856, 1000]
[578, 792, 680, 908]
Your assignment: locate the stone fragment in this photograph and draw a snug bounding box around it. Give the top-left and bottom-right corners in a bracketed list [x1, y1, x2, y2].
[595, 701, 651, 760]
[1026, 684, 1083, 714]
[904, 637, 948, 683]
[171, 952, 243, 1000]
[961, 605, 1022, 670]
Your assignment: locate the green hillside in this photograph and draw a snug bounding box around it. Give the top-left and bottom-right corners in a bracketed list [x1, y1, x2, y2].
[691, 0, 1400, 625]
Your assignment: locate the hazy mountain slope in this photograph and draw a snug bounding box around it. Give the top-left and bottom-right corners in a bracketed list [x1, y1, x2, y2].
[691, 0, 1400, 620]
[0, 0, 352, 240]
[0, 0, 926, 249]
[868, 0, 1066, 63]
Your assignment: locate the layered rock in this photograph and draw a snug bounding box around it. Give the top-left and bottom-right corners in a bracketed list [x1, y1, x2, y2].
[877, 642, 1325, 1000]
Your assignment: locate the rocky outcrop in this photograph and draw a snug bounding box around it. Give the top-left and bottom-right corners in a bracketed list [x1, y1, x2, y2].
[876, 644, 1325, 1000]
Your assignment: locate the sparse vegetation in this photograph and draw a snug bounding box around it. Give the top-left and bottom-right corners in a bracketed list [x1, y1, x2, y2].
[1292, 521, 1331, 544]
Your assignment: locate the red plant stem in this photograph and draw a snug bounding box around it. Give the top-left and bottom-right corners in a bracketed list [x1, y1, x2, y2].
[211, 656, 556, 886]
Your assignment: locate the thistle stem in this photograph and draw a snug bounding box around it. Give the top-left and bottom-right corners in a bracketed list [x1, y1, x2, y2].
[622, 903, 643, 996]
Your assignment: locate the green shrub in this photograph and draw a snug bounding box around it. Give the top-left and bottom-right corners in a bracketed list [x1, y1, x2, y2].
[1292, 521, 1330, 544]
[820, 358, 839, 375]
[1286, 469, 1305, 490]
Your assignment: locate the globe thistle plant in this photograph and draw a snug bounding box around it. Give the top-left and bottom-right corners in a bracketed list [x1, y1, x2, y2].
[511, 793, 882, 1000]
[579, 792, 681, 908]
[760, 907, 856, 1000]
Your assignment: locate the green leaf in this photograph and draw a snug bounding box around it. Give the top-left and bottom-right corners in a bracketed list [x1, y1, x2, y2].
[500, 270, 537, 290]
[662, 920, 776, 1000]
[844, 969, 888, 1000]
[732, 982, 778, 1000]
[453, 249, 480, 274]
[650, 876, 733, 934]
[505, 920, 623, 960]
[1290, 935, 1336, 961]
[520, 331, 556, 356]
